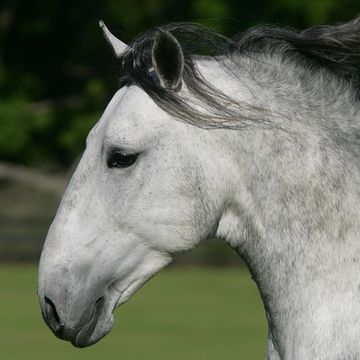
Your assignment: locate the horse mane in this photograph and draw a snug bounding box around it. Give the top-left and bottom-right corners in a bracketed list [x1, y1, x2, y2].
[236, 18, 360, 88]
[119, 18, 360, 129]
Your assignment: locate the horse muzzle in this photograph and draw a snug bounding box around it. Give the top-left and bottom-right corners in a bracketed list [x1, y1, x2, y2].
[40, 292, 115, 347]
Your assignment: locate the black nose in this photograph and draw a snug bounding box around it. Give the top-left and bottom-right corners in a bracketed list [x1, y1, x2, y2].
[44, 297, 64, 335]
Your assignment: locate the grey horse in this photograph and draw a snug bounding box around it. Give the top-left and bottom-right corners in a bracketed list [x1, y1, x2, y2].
[38, 18, 360, 359]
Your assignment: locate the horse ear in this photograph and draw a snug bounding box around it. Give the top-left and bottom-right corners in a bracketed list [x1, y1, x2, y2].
[151, 29, 184, 90]
[99, 20, 129, 58]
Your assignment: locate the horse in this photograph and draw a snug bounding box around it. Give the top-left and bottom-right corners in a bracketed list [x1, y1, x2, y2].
[38, 18, 360, 359]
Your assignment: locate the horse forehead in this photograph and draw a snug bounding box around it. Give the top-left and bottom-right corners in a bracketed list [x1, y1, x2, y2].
[114, 86, 167, 126]
[104, 86, 180, 143]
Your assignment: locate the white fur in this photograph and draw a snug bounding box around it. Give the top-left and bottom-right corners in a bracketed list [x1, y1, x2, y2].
[39, 52, 360, 358]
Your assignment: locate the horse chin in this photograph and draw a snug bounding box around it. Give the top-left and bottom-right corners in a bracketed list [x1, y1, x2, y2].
[70, 295, 117, 348]
[72, 311, 114, 348]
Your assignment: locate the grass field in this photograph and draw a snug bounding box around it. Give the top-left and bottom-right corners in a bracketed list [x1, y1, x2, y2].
[0, 265, 267, 359]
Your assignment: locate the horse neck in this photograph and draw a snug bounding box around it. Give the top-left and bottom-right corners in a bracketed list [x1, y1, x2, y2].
[212, 56, 360, 359]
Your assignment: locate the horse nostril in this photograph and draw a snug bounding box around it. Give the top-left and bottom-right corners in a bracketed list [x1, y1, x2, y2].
[44, 296, 63, 334]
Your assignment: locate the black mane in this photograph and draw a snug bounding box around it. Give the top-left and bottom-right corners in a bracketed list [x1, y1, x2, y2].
[236, 18, 360, 88]
[118, 18, 360, 129]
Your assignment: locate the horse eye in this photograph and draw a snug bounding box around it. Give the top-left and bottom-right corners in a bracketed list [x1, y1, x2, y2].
[107, 150, 138, 169]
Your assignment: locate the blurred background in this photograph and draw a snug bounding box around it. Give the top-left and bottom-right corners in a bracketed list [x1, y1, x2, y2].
[0, 0, 358, 359]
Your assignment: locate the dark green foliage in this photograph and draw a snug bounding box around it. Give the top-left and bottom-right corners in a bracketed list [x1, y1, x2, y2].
[0, 0, 358, 168]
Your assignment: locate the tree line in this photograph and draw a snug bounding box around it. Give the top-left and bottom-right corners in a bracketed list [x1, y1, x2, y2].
[0, 0, 358, 169]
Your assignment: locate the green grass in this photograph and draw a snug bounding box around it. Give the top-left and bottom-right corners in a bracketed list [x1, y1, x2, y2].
[0, 265, 267, 359]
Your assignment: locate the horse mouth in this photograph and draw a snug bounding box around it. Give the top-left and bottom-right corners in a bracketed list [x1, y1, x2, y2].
[40, 280, 135, 348]
[71, 297, 114, 348]
[71, 279, 145, 347]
